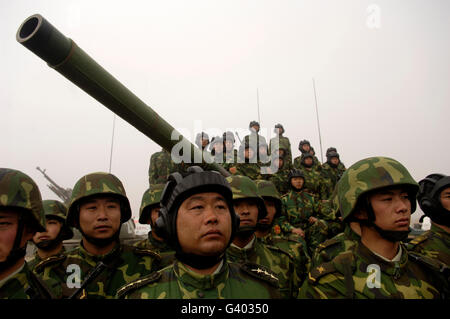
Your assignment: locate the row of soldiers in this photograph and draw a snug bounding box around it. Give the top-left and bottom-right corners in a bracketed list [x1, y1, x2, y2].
[1, 154, 449, 298]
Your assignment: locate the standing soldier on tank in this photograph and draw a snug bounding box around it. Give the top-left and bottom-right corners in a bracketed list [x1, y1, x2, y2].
[226, 175, 299, 299]
[0, 168, 59, 299]
[299, 157, 448, 299]
[223, 131, 238, 173]
[28, 200, 73, 271]
[244, 121, 267, 163]
[320, 150, 345, 200]
[116, 167, 280, 299]
[255, 180, 311, 283]
[263, 151, 290, 196]
[35, 172, 161, 299]
[148, 147, 177, 186]
[269, 124, 292, 170]
[407, 174, 450, 269]
[293, 153, 324, 200]
[209, 136, 225, 165]
[295, 140, 320, 171]
[134, 184, 175, 269]
[234, 142, 262, 181]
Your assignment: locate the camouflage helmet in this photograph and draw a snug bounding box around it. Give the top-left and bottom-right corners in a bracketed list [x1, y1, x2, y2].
[418, 174, 450, 226]
[255, 180, 282, 217]
[223, 131, 235, 144]
[298, 140, 310, 151]
[327, 151, 340, 160]
[67, 172, 132, 228]
[337, 157, 419, 222]
[225, 175, 267, 219]
[326, 147, 337, 157]
[249, 121, 260, 129]
[0, 168, 45, 232]
[138, 184, 165, 224]
[274, 123, 285, 134]
[195, 132, 209, 148]
[42, 199, 74, 240]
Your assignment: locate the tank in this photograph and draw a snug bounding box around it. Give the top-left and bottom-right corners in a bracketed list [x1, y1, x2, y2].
[16, 14, 230, 177]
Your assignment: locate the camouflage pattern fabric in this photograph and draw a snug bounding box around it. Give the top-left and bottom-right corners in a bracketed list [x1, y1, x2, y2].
[0, 168, 46, 231]
[302, 167, 325, 200]
[227, 237, 299, 299]
[280, 189, 318, 233]
[406, 224, 450, 268]
[320, 163, 343, 200]
[35, 243, 161, 299]
[264, 166, 290, 196]
[234, 162, 262, 181]
[257, 233, 311, 284]
[223, 149, 238, 171]
[148, 148, 177, 186]
[42, 200, 68, 220]
[116, 259, 280, 299]
[311, 224, 360, 268]
[133, 232, 175, 270]
[298, 242, 446, 299]
[138, 184, 164, 224]
[269, 135, 293, 169]
[28, 248, 67, 272]
[0, 263, 60, 299]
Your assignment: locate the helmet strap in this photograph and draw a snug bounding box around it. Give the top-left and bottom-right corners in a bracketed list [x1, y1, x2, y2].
[0, 213, 27, 272]
[175, 251, 225, 270]
[79, 224, 122, 248]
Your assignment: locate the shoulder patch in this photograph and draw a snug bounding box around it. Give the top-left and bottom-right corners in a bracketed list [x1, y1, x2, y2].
[308, 261, 337, 284]
[116, 271, 162, 298]
[34, 254, 66, 273]
[240, 262, 279, 288]
[408, 231, 432, 247]
[316, 235, 342, 252]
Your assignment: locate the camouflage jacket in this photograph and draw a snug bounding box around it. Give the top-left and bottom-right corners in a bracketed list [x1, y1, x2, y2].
[320, 163, 344, 200]
[298, 241, 447, 299]
[28, 247, 67, 271]
[116, 259, 280, 299]
[234, 162, 262, 181]
[263, 167, 290, 196]
[269, 135, 293, 168]
[35, 243, 161, 299]
[133, 232, 176, 269]
[280, 190, 318, 232]
[148, 149, 177, 186]
[223, 149, 238, 171]
[257, 233, 311, 284]
[227, 236, 299, 299]
[311, 225, 360, 268]
[0, 262, 60, 299]
[406, 224, 450, 268]
[291, 164, 324, 200]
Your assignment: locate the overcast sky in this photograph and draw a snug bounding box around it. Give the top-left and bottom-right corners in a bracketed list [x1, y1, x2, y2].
[1, 0, 449, 224]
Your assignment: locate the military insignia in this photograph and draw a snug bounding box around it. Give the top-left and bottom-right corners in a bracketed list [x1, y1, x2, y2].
[116, 271, 162, 298]
[34, 254, 66, 273]
[317, 266, 325, 274]
[273, 225, 281, 235]
[240, 262, 279, 288]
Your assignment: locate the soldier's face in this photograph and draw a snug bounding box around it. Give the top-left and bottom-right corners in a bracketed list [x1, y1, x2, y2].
[150, 207, 161, 227]
[440, 187, 450, 211]
[330, 157, 339, 165]
[302, 144, 310, 152]
[201, 139, 209, 148]
[304, 158, 313, 166]
[245, 148, 255, 159]
[367, 187, 411, 232]
[225, 140, 234, 150]
[33, 218, 62, 244]
[177, 192, 232, 256]
[291, 177, 304, 190]
[233, 199, 259, 228]
[260, 199, 277, 225]
[214, 143, 224, 153]
[78, 196, 121, 240]
[0, 209, 34, 263]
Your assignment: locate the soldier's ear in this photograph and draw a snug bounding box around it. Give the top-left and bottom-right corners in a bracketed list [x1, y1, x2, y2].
[353, 208, 368, 220]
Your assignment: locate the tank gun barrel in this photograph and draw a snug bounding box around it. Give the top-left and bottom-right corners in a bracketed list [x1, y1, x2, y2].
[18, 15, 229, 176]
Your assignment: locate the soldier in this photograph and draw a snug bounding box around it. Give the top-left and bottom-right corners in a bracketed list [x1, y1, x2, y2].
[407, 174, 450, 268]
[134, 184, 175, 269]
[280, 169, 329, 254]
[148, 147, 177, 186]
[226, 175, 298, 299]
[269, 124, 292, 169]
[309, 147, 322, 171]
[0, 168, 59, 299]
[299, 157, 448, 299]
[116, 167, 280, 299]
[263, 153, 290, 196]
[293, 153, 324, 200]
[223, 131, 238, 172]
[234, 142, 261, 181]
[209, 136, 224, 165]
[28, 200, 74, 270]
[35, 172, 161, 299]
[195, 132, 210, 151]
[255, 180, 310, 284]
[243, 121, 267, 162]
[320, 150, 345, 200]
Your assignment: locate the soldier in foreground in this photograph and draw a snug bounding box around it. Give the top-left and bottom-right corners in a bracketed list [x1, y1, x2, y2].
[36, 172, 161, 299]
[299, 157, 448, 299]
[226, 175, 298, 299]
[134, 184, 175, 269]
[117, 167, 280, 299]
[28, 200, 73, 270]
[0, 168, 58, 299]
[407, 174, 450, 268]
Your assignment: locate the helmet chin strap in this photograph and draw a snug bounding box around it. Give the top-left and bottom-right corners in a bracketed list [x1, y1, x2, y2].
[0, 213, 27, 272]
[35, 227, 65, 251]
[79, 224, 122, 248]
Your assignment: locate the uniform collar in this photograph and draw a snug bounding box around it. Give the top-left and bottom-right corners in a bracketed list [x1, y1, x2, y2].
[357, 241, 408, 277]
[174, 259, 228, 290]
[78, 242, 122, 266]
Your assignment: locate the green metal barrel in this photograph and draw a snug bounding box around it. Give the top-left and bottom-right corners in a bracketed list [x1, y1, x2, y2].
[16, 14, 229, 177]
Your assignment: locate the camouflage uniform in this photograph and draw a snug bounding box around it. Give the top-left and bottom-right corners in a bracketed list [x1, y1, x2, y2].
[226, 175, 299, 298]
[116, 259, 280, 299]
[148, 148, 177, 186]
[264, 164, 290, 196]
[293, 155, 325, 200]
[0, 168, 59, 299]
[269, 124, 292, 169]
[35, 172, 162, 298]
[320, 153, 345, 200]
[299, 156, 448, 299]
[406, 224, 450, 268]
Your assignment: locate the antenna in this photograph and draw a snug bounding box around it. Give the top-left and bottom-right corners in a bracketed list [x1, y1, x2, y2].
[109, 114, 116, 173]
[312, 78, 324, 163]
[256, 88, 261, 124]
